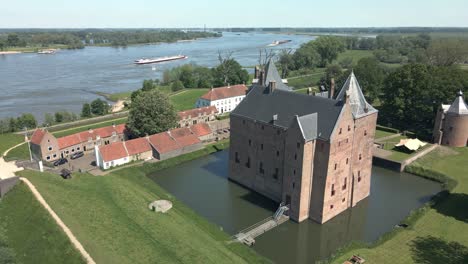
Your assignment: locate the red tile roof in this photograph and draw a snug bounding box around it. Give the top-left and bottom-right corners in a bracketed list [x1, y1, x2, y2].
[190, 123, 212, 137]
[169, 127, 193, 138]
[30, 129, 46, 145]
[178, 106, 217, 120]
[125, 137, 152, 156]
[99, 141, 128, 162]
[148, 132, 180, 154]
[200, 84, 247, 101]
[174, 134, 201, 148]
[58, 134, 83, 149]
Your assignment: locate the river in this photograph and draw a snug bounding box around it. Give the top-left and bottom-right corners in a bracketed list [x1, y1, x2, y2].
[0, 32, 314, 121]
[149, 150, 441, 263]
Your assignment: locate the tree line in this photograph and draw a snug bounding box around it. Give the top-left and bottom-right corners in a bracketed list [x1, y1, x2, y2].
[0, 30, 221, 50]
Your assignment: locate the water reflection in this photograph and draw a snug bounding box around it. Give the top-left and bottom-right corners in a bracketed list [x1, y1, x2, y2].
[149, 150, 441, 263]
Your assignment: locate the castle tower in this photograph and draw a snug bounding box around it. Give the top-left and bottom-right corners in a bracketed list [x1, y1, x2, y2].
[437, 91, 468, 147]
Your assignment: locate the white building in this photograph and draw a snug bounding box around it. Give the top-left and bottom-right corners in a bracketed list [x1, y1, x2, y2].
[195, 84, 247, 114]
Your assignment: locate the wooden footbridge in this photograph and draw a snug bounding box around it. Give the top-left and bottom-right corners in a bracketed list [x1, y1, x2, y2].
[232, 204, 290, 246]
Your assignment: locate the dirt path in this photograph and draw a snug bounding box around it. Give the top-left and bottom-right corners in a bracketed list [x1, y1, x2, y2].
[0, 142, 26, 180]
[20, 177, 96, 264]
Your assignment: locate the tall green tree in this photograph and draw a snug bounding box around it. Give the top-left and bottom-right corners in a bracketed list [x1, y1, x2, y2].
[6, 33, 19, 47]
[90, 99, 108, 116]
[212, 58, 249, 87]
[126, 89, 178, 137]
[291, 41, 320, 69]
[81, 103, 92, 118]
[354, 57, 386, 103]
[312, 36, 346, 67]
[16, 113, 37, 129]
[426, 39, 468, 66]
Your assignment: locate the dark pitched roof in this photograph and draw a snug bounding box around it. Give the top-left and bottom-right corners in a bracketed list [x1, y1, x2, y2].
[296, 114, 318, 141]
[232, 86, 344, 140]
[336, 72, 377, 119]
[263, 60, 291, 91]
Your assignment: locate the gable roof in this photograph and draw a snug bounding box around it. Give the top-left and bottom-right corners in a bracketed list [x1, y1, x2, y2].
[263, 60, 291, 91]
[200, 84, 247, 101]
[169, 127, 201, 147]
[447, 90, 468, 115]
[99, 141, 128, 162]
[169, 127, 193, 138]
[178, 106, 218, 120]
[190, 123, 212, 137]
[335, 72, 377, 119]
[30, 129, 47, 145]
[125, 137, 152, 156]
[296, 113, 318, 141]
[148, 132, 180, 154]
[232, 86, 344, 141]
[58, 134, 83, 149]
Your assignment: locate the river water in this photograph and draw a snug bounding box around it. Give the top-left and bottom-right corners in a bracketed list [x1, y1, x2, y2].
[0, 32, 314, 120]
[149, 150, 441, 263]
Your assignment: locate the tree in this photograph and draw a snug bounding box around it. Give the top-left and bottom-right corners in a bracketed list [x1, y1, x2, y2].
[81, 103, 92, 118]
[44, 113, 55, 126]
[278, 49, 294, 78]
[6, 33, 19, 47]
[354, 57, 386, 103]
[54, 112, 64, 123]
[90, 99, 108, 116]
[427, 39, 468, 66]
[179, 65, 197, 88]
[142, 79, 156, 91]
[212, 56, 249, 87]
[292, 41, 320, 70]
[312, 36, 345, 67]
[127, 89, 178, 137]
[16, 113, 37, 129]
[171, 80, 184, 92]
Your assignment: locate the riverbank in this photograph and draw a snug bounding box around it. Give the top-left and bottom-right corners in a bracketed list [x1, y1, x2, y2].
[330, 146, 468, 264]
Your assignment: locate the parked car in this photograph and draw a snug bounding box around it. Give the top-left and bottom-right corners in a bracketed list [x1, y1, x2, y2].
[53, 158, 68, 166]
[70, 151, 84, 160]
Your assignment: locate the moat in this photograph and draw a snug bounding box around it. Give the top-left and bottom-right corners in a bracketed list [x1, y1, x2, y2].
[149, 150, 441, 263]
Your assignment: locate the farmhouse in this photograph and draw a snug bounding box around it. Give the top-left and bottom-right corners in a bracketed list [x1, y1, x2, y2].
[177, 105, 217, 127]
[433, 90, 468, 147]
[195, 84, 247, 114]
[229, 61, 378, 224]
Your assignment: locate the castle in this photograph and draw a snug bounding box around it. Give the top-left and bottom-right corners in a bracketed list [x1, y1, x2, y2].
[433, 90, 468, 147]
[229, 61, 378, 224]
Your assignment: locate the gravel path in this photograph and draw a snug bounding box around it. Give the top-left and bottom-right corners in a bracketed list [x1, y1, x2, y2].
[0, 142, 26, 180]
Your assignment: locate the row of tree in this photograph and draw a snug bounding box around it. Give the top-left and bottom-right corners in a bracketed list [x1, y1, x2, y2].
[81, 99, 110, 118]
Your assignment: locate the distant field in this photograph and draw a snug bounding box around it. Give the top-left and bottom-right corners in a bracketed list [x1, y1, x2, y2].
[170, 88, 209, 111]
[0, 183, 84, 264]
[336, 49, 375, 64]
[3, 44, 69, 53]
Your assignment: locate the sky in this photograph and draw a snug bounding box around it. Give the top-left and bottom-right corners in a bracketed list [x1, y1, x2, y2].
[1, 0, 467, 28]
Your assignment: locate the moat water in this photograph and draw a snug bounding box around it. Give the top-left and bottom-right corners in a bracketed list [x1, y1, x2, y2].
[0, 32, 314, 120]
[149, 150, 441, 264]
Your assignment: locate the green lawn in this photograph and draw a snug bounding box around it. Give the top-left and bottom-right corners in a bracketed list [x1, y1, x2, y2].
[375, 129, 398, 139]
[377, 135, 429, 162]
[170, 88, 209, 111]
[52, 117, 128, 138]
[332, 147, 468, 264]
[0, 183, 84, 264]
[18, 141, 269, 264]
[0, 133, 24, 156]
[4, 142, 29, 161]
[335, 50, 374, 64]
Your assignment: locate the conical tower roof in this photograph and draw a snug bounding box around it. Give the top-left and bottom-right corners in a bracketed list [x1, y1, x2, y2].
[447, 90, 468, 115]
[336, 71, 377, 118]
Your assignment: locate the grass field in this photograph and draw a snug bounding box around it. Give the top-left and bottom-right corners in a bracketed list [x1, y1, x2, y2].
[0, 183, 84, 264]
[170, 88, 209, 111]
[332, 146, 468, 264]
[4, 142, 29, 161]
[336, 50, 374, 64]
[375, 129, 398, 139]
[0, 133, 24, 156]
[18, 142, 269, 264]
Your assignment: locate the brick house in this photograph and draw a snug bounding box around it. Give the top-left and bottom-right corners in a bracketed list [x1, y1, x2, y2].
[95, 137, 153, 170]
[29, 129, 60, 161]
[177, 106, 218, 128]
[229, 61, 378, 224]
[196, 84, 248, 114]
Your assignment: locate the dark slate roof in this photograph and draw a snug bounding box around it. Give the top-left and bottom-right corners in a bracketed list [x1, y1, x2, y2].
[447, 90, 468, 115]
[232, 86, 344, 140]
[336, 72, 377, 119]
[264, 60, 292, 91]
[296, 113, 318, 141]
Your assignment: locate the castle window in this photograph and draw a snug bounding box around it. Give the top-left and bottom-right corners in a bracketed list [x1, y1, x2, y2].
[53, 154, 57, 158]
[334, 163, 337, 170]
[342, 198, 346, 203]
[449, 127, 453, 131]
[342, 178, 347, 190]
[261, 144, 264, 150]
[293, 169, 296, 175]
[346, 138, 349, 143]
[273, 168, 279, 180]
[248, 139, 252, 146]
[359, 154, 362, 160]
[364, 130, 368, 136]
[294, 153, 297, 160]
[46, 156, 50, 160]
[330, 204, 334, 209]
[243, 120, 246, 125]
[246, 157, 251, 168]
[276, 151, 279, 157]
[292, 182, 295, 189]
[321, 142, 324, 151]
[331, 184, 335, 196]
[348, 125, 351, 131]
[235, 152, 240, 163]
[261, 125, 264, 130]
[339, 128, 342, 135]
[346, 158, 349, 164]
[358, 171, 361, 182]
[259, 162, 264, 174]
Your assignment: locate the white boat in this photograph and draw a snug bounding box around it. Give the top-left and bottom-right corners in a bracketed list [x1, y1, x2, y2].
[134, 55, 188, 65]
[267, 40, 292, 47]
[37, 49, 56, 54]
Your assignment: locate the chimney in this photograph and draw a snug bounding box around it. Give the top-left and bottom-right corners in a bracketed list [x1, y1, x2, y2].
[307, 87, 312, 95]
[227, 83, 230, 88]
[329, 78, 335, 99]
[259, 70, 264, 86]
[269, 81, 276, 93]
[254, 66, 260, 79]
[272, 114, 278, 124]
[112, 122, 116, 128]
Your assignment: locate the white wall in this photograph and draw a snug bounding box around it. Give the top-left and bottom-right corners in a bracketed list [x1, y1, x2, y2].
[196, 95, 245, 113]
[95, 146, 130, 170]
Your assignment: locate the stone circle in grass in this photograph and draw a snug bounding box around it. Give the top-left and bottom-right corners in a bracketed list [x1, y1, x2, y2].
[148, 200, 173, 213]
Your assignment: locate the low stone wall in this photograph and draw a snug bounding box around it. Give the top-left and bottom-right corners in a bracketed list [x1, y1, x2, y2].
[373, 144, 438, 172]
[0, 177, 19, 198]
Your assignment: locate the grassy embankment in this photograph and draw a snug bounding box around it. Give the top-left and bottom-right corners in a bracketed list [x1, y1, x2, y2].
[2, 44, 69, 53]
[0, 133, 24, 156]
[17, 140, 271, 264]
[0, 183, 85, 264]
[331, 146, 468, 264]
